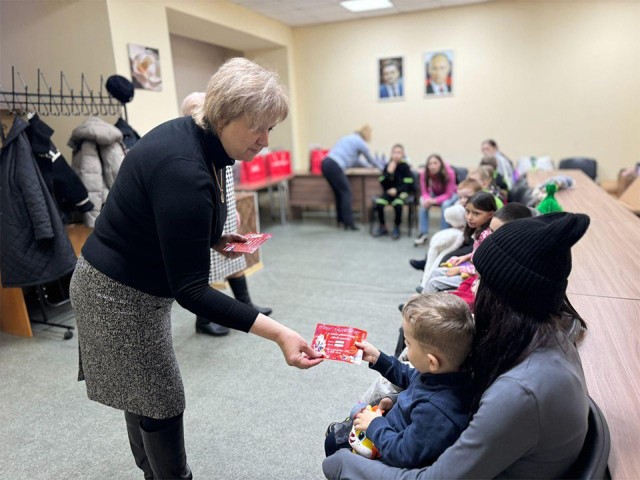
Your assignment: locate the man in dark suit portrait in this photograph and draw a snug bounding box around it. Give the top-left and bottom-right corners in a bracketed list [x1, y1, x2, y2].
[379, 58, 404, 99]
[426, 52, 452, 96]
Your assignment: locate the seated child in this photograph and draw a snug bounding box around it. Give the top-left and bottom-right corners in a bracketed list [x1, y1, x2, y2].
[467, 167, 505, 208]
[373, 144, 415, 240]
[422, 191, 496, 293]
[450, 202, 534, 310]
[409, 178, 482, 271]
[325, 293, 474, 469]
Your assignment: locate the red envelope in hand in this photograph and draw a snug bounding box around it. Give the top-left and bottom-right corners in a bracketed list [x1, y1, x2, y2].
[223, 233, 272, 254]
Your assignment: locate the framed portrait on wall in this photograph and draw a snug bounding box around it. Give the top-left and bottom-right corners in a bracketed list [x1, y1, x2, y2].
[128, 44, 162, 92]
[378, 56, 404, 101]
[424, 50, 454, 97]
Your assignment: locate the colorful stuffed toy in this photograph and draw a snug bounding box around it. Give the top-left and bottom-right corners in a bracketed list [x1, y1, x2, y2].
[348, 405, 380, 459]
[537, 183, 563, 214]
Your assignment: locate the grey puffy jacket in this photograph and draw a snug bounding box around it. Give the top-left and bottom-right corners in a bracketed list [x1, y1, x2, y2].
[68, 117, 125, 227]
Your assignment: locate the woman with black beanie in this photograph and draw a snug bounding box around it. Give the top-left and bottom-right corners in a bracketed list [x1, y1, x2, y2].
[324, 212, 591, 479]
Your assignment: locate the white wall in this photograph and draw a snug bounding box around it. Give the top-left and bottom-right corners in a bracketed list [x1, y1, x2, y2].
[170, 34, 240, 112]
[292, 0, 640, 179]
[0, 0, 117, 159]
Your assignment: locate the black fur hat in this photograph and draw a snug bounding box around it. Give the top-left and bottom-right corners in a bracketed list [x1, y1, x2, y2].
[106, 75, 134, 104]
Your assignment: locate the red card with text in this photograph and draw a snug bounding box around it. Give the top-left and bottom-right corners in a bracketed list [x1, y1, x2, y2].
[223, 233, 272, 253]
[311, 323, 368, 365]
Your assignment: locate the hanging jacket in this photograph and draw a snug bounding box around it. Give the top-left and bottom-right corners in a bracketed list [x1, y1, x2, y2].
[115, 117, 141, 152]
[67, 117, 126, 227]
[0, 116, 77, 287]
[27, 114, 94, 223]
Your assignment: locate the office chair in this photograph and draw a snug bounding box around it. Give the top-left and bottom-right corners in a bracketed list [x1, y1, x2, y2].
[559, 157, 598, 181]
[451, 166, 468, 184]
[563, 396, 611, 480]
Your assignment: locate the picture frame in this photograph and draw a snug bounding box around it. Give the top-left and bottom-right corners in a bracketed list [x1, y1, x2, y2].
[378, 56, 404, 101]
[128, 44, 162, 92]
[424, 50, 454, 98]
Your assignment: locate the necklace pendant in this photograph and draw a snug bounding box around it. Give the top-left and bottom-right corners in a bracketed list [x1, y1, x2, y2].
[221, 192, 225, 203]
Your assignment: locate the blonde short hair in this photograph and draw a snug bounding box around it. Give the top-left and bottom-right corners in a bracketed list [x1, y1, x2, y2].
[402, 293, 474, 368]
[181, 92, 205, 116]
[357, 124, 372, 143]
[194, 58, 289, 132]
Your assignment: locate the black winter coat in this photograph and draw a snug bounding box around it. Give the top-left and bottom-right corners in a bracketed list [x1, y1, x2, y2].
[0, 116, 77, 287]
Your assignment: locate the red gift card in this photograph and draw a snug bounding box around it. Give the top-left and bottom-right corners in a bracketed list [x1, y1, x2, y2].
[311, 323, 368, 365]
[223, 233, 272, 253]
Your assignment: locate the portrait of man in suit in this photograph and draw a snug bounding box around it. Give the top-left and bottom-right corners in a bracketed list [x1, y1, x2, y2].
[425, 51, 454, 97]
[378, 57, 404, 100]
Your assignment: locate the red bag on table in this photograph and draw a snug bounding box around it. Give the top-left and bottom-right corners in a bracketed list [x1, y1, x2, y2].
[265, 151, 292, 177]
[240, 154, 267, 184]
[310, 149, 329, 175]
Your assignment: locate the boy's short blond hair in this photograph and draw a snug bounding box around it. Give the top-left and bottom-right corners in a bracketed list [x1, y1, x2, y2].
[402, 293, 474, 368]
[457, 178, 482, 194]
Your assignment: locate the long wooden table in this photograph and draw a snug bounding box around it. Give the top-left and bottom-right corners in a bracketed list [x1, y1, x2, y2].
[289, 168, 381, 223]
[528, 170, 640, 479]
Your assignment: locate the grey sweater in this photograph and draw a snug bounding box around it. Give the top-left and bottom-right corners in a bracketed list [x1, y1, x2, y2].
[327, 134, 375, 170]
[323, 331, 589, 479]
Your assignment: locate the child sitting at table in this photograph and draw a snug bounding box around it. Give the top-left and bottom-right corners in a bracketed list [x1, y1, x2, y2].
[421, 192, 497, 293]
[324, 293, 474, 469]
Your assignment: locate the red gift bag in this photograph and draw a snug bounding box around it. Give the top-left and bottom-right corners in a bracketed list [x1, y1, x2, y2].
[310, 149, 329, 175]
[240, 155, 267, 184]
[265, 150, 292, 177]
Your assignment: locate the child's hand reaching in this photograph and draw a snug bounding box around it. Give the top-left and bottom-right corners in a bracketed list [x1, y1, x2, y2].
[355, 341, 380, 365]
[353, 407, 383, 432]
[448, 256, 462, 266]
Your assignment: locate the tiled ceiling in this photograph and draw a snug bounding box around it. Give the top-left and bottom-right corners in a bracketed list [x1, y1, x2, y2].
[227, 0, 492, 27]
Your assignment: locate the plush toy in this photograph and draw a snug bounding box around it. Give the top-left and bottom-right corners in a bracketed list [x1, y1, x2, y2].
[537, 183, 563, 214]
[419, 204, 466, 291]
[348, 405, 380, 459]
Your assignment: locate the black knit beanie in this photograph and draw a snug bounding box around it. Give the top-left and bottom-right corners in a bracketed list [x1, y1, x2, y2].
[106, 75, 135, 104]
[474, 212, 590, 316]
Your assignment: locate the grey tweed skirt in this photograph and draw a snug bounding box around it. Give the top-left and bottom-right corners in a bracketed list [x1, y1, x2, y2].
[70, 256, 184, 419]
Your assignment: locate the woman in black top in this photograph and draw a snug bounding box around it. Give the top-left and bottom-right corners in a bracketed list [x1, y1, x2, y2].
[70, 58, 323, 479]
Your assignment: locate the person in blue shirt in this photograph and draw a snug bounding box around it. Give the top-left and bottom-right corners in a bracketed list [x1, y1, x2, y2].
[321, 126, 377, 230]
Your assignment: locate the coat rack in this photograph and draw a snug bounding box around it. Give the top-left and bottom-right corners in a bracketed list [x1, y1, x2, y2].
[0, 66, 127, 121]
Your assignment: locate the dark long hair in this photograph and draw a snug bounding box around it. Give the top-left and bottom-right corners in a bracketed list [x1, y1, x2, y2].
[468, 284, 586, 412]
[463, 191, 496, 244]
[424, 154, 449, 190]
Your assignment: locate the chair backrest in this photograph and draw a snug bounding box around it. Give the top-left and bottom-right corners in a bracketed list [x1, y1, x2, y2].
[563, 396, 611, 480]
[559, 157, 598, 181]
[451, 166, 468, 185]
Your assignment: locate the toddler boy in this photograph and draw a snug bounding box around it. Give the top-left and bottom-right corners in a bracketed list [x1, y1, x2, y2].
[325, 293, 474, 469]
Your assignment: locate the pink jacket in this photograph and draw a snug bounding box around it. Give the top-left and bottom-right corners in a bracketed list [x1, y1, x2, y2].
[420, 163, 457, 205]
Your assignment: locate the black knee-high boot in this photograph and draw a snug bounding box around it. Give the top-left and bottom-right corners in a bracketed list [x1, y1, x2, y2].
[227, 275, 272, 316]
[124, 412, 154, 479]
[139, 414, 192, 480]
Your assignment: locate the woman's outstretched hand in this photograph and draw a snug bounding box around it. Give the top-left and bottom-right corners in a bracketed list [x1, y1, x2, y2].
[276, 329, 324, 369]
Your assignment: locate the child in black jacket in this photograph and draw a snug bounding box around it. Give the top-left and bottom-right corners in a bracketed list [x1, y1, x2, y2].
[373, 144, 415, 239]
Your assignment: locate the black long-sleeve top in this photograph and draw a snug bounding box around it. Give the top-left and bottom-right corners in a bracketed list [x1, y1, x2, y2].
[82, 116, 258, 331]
